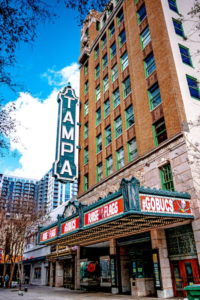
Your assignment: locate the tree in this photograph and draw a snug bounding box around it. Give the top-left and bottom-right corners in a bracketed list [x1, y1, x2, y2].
[0, 193, 49, 290]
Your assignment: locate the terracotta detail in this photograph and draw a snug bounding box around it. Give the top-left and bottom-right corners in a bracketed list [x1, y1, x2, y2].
[142, 41, 153, 59]
[123, 93, 133, 110]
[127, 125, 136, 142]
[135, 0, 145, 11]
[118, 20, 125, 34]
[119, 41, 127, 57]
[103, 90, 109, 102]
[146, 70, 158, 89]
[102, 46, 107, 57]
[109, 35, 115, 46]
[95, 76, 100, 87]
[114, 106, 121, 120]
[105, 144, 112, 158]
[95, 56, 100, 68]
[97, 152, 102, 164]
[111, 55, 117, 68]
[151, 104, 164, 124]
[112, 78, 119, 92]
[121, 66, 130, 81]
[138, 17, 148, 34]
[84, 137, 89, 148]
[103, 65, 108, 78]
[115, 135, 123, 150]
[96, 123, 101, 136]
[84, 114, 89, 124]
[96, 99, 101, 110]
[84, 163, 89, 175]
[104, 115, 111, 128]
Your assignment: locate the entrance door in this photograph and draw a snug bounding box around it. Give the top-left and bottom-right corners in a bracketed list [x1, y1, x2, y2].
[171, 259, 200, 297]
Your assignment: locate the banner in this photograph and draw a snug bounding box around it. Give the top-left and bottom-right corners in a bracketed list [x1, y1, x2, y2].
[41, 227, 58, 242]
[61, 217, 79, 235]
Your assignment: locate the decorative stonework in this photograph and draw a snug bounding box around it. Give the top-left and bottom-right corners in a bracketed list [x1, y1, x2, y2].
[103, 89, 109, 101]
[138, 17, 148, 34]
[84, 114, 89, 124]
[104, 114, 111, 128]
[103, 65, 108, 78]
[105, 144, 112, 158]
[109, 35, 115, 47]
[95, 76, 100, 87]
[127, 125, 136, 142]
[97, 152, 102, 164]
[95, 57, 100, 68]
[123, 93, 132, 110]
[84, 137, 89, 148]
[115, 135, 123, 150]
[135, 0, 145, 11]
[96, 99, 101, 110]
[102, 47, 107, 57]
[118, 20, 125, 34]
[84, 163, 89, 175]
[111, 55, 117, 68]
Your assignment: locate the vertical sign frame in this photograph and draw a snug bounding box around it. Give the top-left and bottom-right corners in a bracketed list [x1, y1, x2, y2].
[53, 84, 79, 183]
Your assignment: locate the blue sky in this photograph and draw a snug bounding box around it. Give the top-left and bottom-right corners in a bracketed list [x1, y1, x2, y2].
[0, 1, 82, 179]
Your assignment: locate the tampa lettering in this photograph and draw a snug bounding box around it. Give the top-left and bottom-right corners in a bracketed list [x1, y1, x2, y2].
[60, 98, 74, 177]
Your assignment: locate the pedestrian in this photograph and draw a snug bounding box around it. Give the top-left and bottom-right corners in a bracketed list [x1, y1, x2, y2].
[4, 274, 9, 288]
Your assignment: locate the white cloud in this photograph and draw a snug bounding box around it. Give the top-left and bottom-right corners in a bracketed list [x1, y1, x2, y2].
[41, 63, 80, 96]
[5, 63, 80, 179]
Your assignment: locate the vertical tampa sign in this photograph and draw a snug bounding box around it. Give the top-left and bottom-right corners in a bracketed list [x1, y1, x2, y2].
[53, 83, 79, 183]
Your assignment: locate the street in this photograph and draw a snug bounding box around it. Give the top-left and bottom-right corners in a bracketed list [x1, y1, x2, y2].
[0, 285, 178, 300]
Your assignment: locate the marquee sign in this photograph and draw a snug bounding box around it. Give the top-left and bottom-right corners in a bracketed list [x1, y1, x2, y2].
[61, 217, 79, 235]
[84, 197, 124, 226]
[140, 195, 192, 215]
[53, 83, 79, 183]
[41, 227, 58, 242]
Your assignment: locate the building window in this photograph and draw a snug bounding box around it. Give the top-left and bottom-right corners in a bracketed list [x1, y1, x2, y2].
[117, 9, 124, 26]
[102, 53, 108, 70]
[96, 134, 102, 153]
[137, 4, 147, 24]
[168, 0, 179, 13]
[106, 156, 113, 176]
[84, 62, 88, 76]
[84, 147, 89, 165]
[128, 138, 138, 162]
[123, 76, 131, 98]
[95, 64, 100, 79]
[186, 75, 200, 100]
[110, 42, 116, 59]
[109, 3, 113, 15]
[85, 28, 89, 37]
[173, 19, 185, 37]
[96, 21, 100, 31]
[121, 51, 129, 71]
[109, 22, 115, 38]
[111, 64, 118, 82]
[95, 45, 99, 59]
[160, 164, 175, 191]
[105, 125, 112, 146]
[102, 14, 107, 26]
[103, 75, 109, 93]
[104, 99, 110, 118]
[102, 34, 107, 49]
[96, 108, 101, 126]
[119, 29, 126, 48]
[115, 116, 122, 138]
[140, 26, 151, 49]
[125, 105, 134, 129]
[153, 117, 167, 146]
[148, 82, 162, 110]
[116, 148, 125, 170]
[179, 45, 193, 67]
[97, 163, 103, 182]
[84, 174, 89, 191]
[113, 88, 120, 108]
[84, 123, 88, 139]
[84, 100, 89, 116]
[95, 84, 101, 102]
[144, 53, 156, 77]
[84, 80, 89, 95]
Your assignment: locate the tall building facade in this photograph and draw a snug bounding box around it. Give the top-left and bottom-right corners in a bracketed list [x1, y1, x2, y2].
[0, 174, 37, 212]
[77, 0, 200, 297]
[36, 168, 78, 212]
[0, 170, 78, 213]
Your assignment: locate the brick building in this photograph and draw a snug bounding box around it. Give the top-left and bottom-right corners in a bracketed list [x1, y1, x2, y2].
[77, 0, 200, 297]
[38, 0, 200, 298]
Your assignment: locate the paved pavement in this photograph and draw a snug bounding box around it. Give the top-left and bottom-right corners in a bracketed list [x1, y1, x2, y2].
[0, 285, 179, 300]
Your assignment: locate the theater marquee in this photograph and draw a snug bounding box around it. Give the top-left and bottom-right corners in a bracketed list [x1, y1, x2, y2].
[53, 83, 79, 183]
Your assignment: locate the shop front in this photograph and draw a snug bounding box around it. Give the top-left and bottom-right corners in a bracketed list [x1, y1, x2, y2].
[166, 224, 200, 297]
[38, 177, 194, 298]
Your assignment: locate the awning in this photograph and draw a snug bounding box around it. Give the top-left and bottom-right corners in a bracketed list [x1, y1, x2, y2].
[46, 249, 77, 259]
[38, 177, 193, 247]
[23, 256, 46, 263]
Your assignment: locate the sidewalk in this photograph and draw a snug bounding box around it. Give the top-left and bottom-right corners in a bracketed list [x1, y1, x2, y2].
[0, 285, 179, 300]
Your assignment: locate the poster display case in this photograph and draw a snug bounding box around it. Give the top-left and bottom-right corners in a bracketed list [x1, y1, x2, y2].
[80, 260, 100, 286]
[100, 256, 111, 287]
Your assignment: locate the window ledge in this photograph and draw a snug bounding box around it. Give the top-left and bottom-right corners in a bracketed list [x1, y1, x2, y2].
[96, 123, 102, 128]
[121, 64, 129, 74]
[96, 150, 102, 155]
[150, 103, 162, 113]
[125, 123, 135, 131]
[119, 41, 126, 49]
[104, 113, 110, 120]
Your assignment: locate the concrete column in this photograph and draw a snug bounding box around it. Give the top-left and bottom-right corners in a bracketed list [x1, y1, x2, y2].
[192, 219, 200, 266]
[55, 261, 63, 287]
[151, 229, 173, 298]
[109, 239, 119, 294]
[49, 262, 53, 287]
[75, 246, 81, 290]
[110, 239, 116, 255]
